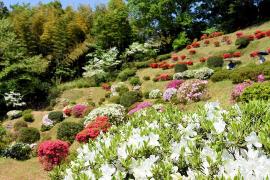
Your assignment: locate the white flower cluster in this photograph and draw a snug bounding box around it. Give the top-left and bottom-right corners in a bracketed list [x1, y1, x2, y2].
[124, 42, 157, 56]
[173, 67, 214, 80]
[149, 89, 162, 99]
[4, 91, 26, 107]
[84, 104, 126, 126]
[59, 102, 270, 180]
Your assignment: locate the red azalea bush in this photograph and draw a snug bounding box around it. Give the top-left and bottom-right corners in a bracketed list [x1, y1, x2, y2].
[267, 48, 270, 53]
[223, 53, 232, 59]
[199, 57, 207, 63]
[191, 42, 200, 48]
[72, 104, 88, 118]
[236, 32, 244, 38]
[76, 116, 111, 143]
[226, 39, 232, 45]
[209, 32, 223, 38]
[255, 32, 266, 39]
[233, 52, 241, 57]
[189, 50, 196, 55]
[101, 83, 111, 91]
[204, 40, 210, 45]
[63, 106, 72, 117]
[250, 51, 259, 57]
[201, 34, 208, 40]
[180, 55, 186, 60]
[150, 63, 158, 68]
[186, 61, 193, 65]
[247, 35, 255, 41]
[266, 30, 270, 37]
[38, 140, 69, 171]
[171, 54, 179, 61]
[222, 36, 230, 42]
[154, 74, 172, 81]
[214, 41, 220, 47]
[186, 45, 192, 49]
[254, 30, 262, 35]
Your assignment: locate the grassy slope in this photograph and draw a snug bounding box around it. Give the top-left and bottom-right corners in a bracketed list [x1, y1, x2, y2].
[1, 21, 270, 179]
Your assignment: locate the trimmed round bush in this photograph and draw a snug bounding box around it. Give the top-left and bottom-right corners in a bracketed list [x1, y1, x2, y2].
[129, 77, 141, 86]
[240, 82, 270, 102]
[14, 120, 28, 131]
[117, 68, 137, 81]
[174, 64, 188, 73]
[5, 143, 31, 160]
[23, 113, 34, 122]
[120, 91, 142, 107]
[57, 122, 83, 143]
[143, 76, 150, 81]
[115, 85, 129, 96]
[235, 37, 250, 49]
[207, 56, 224, 68]
[230, 67, 259, 84]
[108, 96, 120, 104]
[48, 111, 64, 123]
[18, 127, 40, 144]
[157, 53, 171, 61]
[210, 70, 231, 82]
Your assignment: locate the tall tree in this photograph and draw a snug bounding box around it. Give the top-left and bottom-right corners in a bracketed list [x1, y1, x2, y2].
[93, 0, 131, 50]
[0, 1, 8, 18]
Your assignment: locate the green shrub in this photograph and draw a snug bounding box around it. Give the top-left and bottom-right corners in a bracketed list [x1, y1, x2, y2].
[143, 76, 150, 81]
[23, 113, 34, 122]
[230, 67, 259, 84]
[40, 124, 53, 132]
[240, 82, 270, 102]
[207, 56, 224, 68]
[172, 32, 190, 50]
[57, 122, 83, 143]
[210, 70, 231, 82]
[235, 37, 250, 49]
[14, 120, 28, 131]
[4, 143, 31, 160]
[115, 85, 129, 96]
[120, 91, 142, 107]
[157, 53, 171, 61]
[143, 91, 150, 99]
[109, 96, 120, 104]
[18, 127, 40, 144]
[22, 109, 32, 116]
[48, 111, 64, 124]
[117, 68, 137, 81]
[174, 64, 188, 73]
[129, 77, 141, 86]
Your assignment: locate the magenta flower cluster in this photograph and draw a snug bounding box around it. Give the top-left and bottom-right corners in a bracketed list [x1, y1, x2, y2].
[257, 74, 265, 82]
[177, 80, 208, 103]
[72, 104, 88, 118]
[128, 102, 153, 115]
[166, 80, 184, 89]
[231, 81, 254, 102]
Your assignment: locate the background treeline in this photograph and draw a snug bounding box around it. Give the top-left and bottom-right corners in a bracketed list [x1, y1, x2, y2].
[0, 0, 269, 113]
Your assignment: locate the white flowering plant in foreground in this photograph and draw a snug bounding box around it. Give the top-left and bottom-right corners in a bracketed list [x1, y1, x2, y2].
[149, 89, 162, 99]
[52, 100, 270, 179]
[4, 91, 26, 107]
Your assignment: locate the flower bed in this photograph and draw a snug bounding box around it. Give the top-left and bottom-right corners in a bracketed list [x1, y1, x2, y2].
[72, 104, 88, 118]
[174, 67, 214, 80]
[166, 80, 184, 89]
[189, 50, 196, 55]
[163, 88, 177, 101]
[171, 54, 178, 61]
[250, 51, 259, 57]
[223, 53, 232, 59]
[191, 42, 200, 48]
[204, 40, 210, 45]
[232, 51, 241, 57]
[149, 89, 162, 99]
[101, 83, 111, 91]
[154, 74, 172, 81]
[236, 32, 244, 38]
[56, 100, 270, 179]
[214, 41, 220, 47]
[180, 55, 186, 60]
[199, 57, 207, 63]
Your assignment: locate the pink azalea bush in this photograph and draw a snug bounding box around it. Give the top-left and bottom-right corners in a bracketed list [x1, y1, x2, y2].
[257, 74, 265, 82]
[231, 81, 254, 102]
[72, 104, 88, 118]
[128, 102, 153, 115]
[166, 80, 184, 89]
[177, 79, 208, 104]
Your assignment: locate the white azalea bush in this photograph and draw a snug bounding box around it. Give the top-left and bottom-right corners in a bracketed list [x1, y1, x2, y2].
[173, 67, 214, 80]
[149, 89, 162, 99]
[52, 100, 270, 179]
[84, 104, 126, 126]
